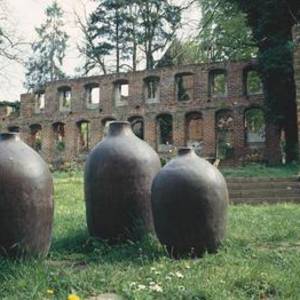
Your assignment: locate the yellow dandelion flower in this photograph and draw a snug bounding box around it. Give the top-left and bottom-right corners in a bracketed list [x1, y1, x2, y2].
[47, 289, 54, 295]
[68, 294, 81, 300]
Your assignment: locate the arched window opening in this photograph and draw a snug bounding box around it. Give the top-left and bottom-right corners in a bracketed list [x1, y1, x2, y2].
[5, 106, 13, 117]
[144, 76, 160, 103]
[245, 69, 263, 95]
[30, 124, 42, 152]
[185, 112, 204, 155]
[86, 84, 100, 109]
[245, 108, 265, 149]
[128, 116, 144, 140]
[8, 126, 20, 133]
[175, 73, 193, 101]
[77, 120, 90, 153]
[114, 80, 129, 107]
[52, 122, 65, 152]
[58, 86, 72, 111]
[34, 92, 45, 113]
[209, 69, 227, 97]
[216, 110, 234, 159]
[156, 114, 173, 152]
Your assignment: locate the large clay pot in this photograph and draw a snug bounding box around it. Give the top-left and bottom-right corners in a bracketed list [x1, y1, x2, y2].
[84, 121, 161, 243]
[0, 133, 54, 258]
[151, 147, 229, 258]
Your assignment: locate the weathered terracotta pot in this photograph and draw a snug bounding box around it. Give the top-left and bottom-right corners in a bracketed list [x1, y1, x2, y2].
[151, 147, 229, 258]
[0, 133, 54, 258]
[84, 121, 161, 243]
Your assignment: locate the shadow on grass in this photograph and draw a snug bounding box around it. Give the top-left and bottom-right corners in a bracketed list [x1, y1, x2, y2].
[49, 229, 167, 266]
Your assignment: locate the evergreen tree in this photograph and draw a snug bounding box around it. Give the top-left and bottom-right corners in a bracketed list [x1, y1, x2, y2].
[87, 0, 182, 72]
[88, 0, 130, 73]
[76, 10, 108, 75]
[24, 1, 69, 91]
[137, 0, 181, 69]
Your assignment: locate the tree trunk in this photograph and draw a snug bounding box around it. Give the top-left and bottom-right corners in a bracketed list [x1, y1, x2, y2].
[259, 45, 299, 163]
[284, 74, 298, 162]
[116, 8, 120, 73]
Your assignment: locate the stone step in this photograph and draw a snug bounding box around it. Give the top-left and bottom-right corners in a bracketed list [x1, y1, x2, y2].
[225, 177, 299, 183]
[229, 188, 300, 198]
[227, 182, 300, 190]
[231, 196, 300, 205]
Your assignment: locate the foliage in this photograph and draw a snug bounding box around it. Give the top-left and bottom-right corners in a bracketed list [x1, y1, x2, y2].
[88, 0, 129, 74]
[0, 100, 20, 110]
[157, 114, 173, 144]
[158, 0, 257, 66]
[1, 172, 300, 298]
[245, 108, 265, 133]
[216, 127, 234, 159]
[224, 0, 300, 162]
[87, 0, 182, 73]
[75, 9, 108, 75]
[56, 140, 65, 152]
[156, 38, 203, 66]
[24, 1, 69, 91]
[195, 0, 257, 62]
[246, 70, 262, 94]
[137, 0, 181, 70]
[211, 71, 226, 96]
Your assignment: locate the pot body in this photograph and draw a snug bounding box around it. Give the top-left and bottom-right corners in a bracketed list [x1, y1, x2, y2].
[151, 148, 229, 258]
[85, 121, 161, 242]
[0, 133, 54, 258]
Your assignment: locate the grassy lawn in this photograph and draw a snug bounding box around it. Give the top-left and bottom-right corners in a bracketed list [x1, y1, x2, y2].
[220, 163, 300, 178]
[1, 171, 300, 299]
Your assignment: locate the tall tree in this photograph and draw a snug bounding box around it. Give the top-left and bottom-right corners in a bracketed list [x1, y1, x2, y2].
[24, 1, 69, 91]
[88, 0, 130, 73]
[124, 0, 140, 71]
[86, 0, 183, 72]
[75, 9, 108, 75]
[224, 0, 300, 162]
[137, 0, 181, 69]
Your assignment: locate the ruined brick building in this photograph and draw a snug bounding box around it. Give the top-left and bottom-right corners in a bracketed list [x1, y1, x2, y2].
[1, 25, 300, 165]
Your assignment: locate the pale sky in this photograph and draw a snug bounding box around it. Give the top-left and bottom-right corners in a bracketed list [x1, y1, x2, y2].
[0, 0, 200, 101]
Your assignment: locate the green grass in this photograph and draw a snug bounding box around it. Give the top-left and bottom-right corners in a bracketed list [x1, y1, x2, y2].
[220, 162, 300, 178]
[1, 172, 300, 299]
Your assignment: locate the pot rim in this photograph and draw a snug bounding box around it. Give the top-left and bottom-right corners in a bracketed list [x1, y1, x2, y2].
[178, 147, 194, 156]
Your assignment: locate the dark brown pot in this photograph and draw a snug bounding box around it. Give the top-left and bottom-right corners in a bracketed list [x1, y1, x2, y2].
[0, 133, 54, 258]
[151, 147, 229, 258]
[84, 121, 161, 243]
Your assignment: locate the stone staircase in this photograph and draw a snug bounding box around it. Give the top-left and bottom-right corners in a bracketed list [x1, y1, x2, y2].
[226, 177, 300, 204]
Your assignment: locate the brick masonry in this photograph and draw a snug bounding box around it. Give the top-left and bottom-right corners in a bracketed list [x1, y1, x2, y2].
[3, 37, 300, 165]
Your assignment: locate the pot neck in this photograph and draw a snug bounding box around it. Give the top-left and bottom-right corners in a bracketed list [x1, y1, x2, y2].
[0, 132, 19, 142]
[107, 121, 132, 137]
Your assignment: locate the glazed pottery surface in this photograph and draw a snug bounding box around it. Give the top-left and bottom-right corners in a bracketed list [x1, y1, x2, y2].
[151, 147, 229, 258]
[85, 121, 161, 242]
[0, 133, 54, 258]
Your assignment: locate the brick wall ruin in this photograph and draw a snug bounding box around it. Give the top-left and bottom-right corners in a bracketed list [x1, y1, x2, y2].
[2, 24, 300, 166]
[1, 59, 277, 165]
